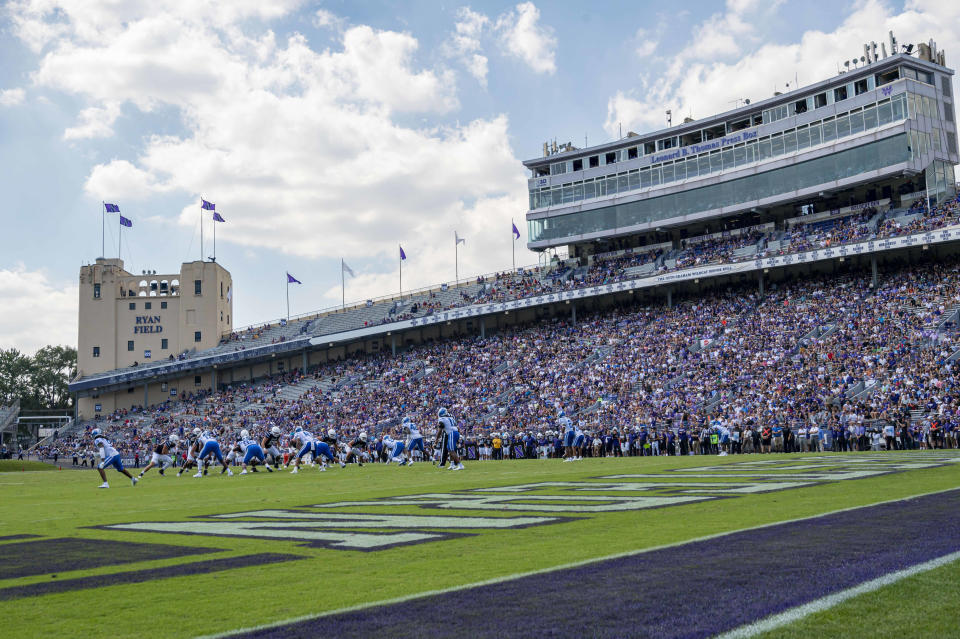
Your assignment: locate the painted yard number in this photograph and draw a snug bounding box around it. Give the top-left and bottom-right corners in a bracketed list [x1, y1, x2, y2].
[103, 455, 960, 551]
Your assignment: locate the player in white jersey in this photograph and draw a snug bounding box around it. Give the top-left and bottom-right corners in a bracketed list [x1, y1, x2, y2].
[195, 429, 233, 477]
[573, 423, 586, 460]
[401, 416, 423, 466]
[90, 429, 138, 488]
[437, 407, 464, 470]
[139, 434, 179, 478]
[289, 426, 317, 474]
[558, 410, 576, 462]
[382, 433, 406, 465]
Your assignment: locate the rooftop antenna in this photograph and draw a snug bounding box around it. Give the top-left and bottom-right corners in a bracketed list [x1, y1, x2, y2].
[881, 42, 888, 58]
[844, 60, 850, 72]
[665, 109, 672, 127]
[890, 31, 897, 57]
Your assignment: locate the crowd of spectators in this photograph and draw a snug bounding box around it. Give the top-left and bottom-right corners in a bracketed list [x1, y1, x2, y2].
[49, 249, 960, 466]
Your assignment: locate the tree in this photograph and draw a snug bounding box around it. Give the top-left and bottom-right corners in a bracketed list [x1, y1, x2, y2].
[0, 345, 77, 411]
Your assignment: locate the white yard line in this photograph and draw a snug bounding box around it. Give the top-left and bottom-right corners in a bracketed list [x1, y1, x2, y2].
[715, 550, 960, 639]
[199, 485, 960, 639]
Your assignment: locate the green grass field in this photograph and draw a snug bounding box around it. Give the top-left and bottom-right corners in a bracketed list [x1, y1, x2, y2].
[1, 451, 958, 638]
[0, 459, 57, 472]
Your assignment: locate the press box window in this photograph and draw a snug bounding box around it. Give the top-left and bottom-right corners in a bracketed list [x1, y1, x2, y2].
[93, 283, 101, 299]
[127, 340, 134, 351]
[161, 338, 168, 350]
[129, 302, 135, 310]
[145, 302, 152, 310]
[572, 159, 583, 171]
[194, 331, 202, 342]
[161, 301, 167, 309]
[194, 279, 202, 295]
[92, 346, 100, 358]
[588, 155, 600, 168]
[834, 86, 848, 102]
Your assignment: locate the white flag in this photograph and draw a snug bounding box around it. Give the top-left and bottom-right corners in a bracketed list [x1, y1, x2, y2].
[342, 260, 355, 277]
[455, 231, 466, 245]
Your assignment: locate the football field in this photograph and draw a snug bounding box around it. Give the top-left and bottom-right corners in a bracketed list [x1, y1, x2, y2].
[1, 451, 959, 638]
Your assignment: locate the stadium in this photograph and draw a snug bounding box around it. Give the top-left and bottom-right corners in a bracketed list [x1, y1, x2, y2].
[2, 11, 960, 639]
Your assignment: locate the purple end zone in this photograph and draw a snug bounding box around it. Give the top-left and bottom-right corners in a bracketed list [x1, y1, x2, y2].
[0, 534, 41, 542]
[238, 490, 960, 639]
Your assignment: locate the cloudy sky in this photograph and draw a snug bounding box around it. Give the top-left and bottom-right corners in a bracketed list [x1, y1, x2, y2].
[1, 0, 957, 354]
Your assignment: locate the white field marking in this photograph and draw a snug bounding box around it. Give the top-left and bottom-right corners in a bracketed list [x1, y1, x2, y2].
[199, 485, 960, 639]
[714, 550, 960, 639]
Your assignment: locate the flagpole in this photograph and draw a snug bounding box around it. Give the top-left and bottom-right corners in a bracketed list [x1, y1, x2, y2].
[200, 198, 204, 263]
[454, 232, 458, 285]
[512, 218, 516, 271]
[101, 202, 105, 258]
[341, 258, 345, 310]
[399, 245, 402, 300]
[213, 212, 216, 262]
[118, 212, 122, 261]
[286, 277, 290, 321]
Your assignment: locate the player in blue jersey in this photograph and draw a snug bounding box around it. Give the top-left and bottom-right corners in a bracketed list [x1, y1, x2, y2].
[289, 426, 316, 474]
[558, 409, 575, 462]
[138, 433, 179, 478]
[90, 429, 138, 488]
[234, 429, 272, 475]
[194, 429, 232, 477]
[401, 416, 424, 466]
[437, 407, 464, 470]
[382, 432, 406, 465]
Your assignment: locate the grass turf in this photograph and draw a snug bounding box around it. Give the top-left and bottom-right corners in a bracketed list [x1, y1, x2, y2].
[0, 460, 58, 472]
[0, 452, 957, 638]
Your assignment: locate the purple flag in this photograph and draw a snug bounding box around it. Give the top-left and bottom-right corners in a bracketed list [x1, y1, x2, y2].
[201, 199, 215, 211]
[213, 212, 226, 223]
[286, 272, 301, 284]
[512, 222, 521, 239]
[104, 203, 120, 213]
[400, 245, 407, 260]
[119, 215, 132, 227]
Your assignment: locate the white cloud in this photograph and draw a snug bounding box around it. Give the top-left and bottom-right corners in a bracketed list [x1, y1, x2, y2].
[447, 7, 490, 85]
[606, 0, 960, 137]
[63, 102, 122, 139]
[634, 28, 658, 59]
[0, 264, 78, 354]
[313, 9, 345, 30]
[0, 88, 26, 106]
[11, 1, 530, 307]
[495, 2, 557, 75]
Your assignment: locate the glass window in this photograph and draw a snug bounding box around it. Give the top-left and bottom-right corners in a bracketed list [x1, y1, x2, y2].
[662, 163, 675, 183]
[194, 331, 202, 343]
[640, 168, 651, 188]
[129, 302, 135, 310]
[809, 123, 822, 146]
[606, 175, 617, 194]
[892, 94, 905, 121]
[745, 141, 757, 163]
[685, 157, 698, 179]
[628, 170, 640, 189]
[863, 105, 878, 130]
[771, 133, 784, 156]
[573, 182, 583, 201]
[721, 147, 734, 170]
[93, 283, 101, 299]
[128, 340, 134, 351]
[878, 100, 893, 125]
[617, 173, 629, 191]
[562, 184, 573, 203]
[796, 126, 810, 150]
[596, 179, 606, 197]
[783, 130, 797, 154]
[194, 279, 202, 295]
[651, 166, 662, 186]
[848, 110, 864, 135]
[836, 114, 850, 138]
[144, 301, 152, 310]
[161, 338, 168, 350]
[822, 118, 836, 142]
[93, 346, 100, 358]
[734, 144, 746, 166]
[710, 152, 722, 173]
[698, 155, 710, 175]
[759, 138, 772, 160]
[584, 180, 596, 200]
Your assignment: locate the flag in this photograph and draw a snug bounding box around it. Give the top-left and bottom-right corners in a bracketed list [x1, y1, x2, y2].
[342, 261, 356, 277]
[286, 272, 301, 284]
[119, 215, 133, 227]
[212, 212, 226, 223]
[201, 199, 215, 210]
[455, 231, 465, 245]
[512, 222, 521, 240]
[104, 203, 120, 213]
[399, 246, 407, 260]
